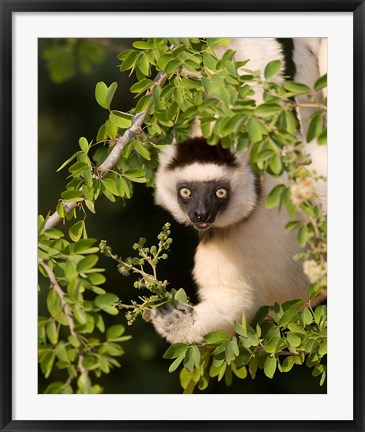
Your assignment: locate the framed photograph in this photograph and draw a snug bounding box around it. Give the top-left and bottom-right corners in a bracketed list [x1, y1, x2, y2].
[1, 1, 364, 431]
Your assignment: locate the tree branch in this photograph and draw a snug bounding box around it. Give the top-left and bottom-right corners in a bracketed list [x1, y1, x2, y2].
[38, 257, 87, 374]
[43, 71, 169, 232]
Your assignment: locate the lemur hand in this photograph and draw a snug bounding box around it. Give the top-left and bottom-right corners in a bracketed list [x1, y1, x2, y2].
[150, 302, 195, 344]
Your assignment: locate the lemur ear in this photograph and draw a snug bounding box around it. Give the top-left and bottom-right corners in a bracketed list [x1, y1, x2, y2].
[157, 143, 177, 169]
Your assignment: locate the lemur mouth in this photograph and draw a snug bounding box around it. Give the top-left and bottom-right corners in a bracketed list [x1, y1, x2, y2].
[194, 222, 211, 230]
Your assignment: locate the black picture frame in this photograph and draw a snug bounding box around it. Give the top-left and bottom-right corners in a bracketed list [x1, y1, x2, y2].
[1, 1, 364, 431]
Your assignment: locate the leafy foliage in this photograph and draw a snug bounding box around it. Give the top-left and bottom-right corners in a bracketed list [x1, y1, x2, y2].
[39, 38, 327, 393]
[38, 217, 131, 393]
[163, 303, 326, 393]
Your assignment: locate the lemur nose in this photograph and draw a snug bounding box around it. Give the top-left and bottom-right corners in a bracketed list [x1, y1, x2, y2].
[195, 211, 210, 222]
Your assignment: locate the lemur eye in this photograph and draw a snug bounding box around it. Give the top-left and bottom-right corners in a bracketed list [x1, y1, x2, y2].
[216, 188, 228, 199]
[179, 187, 191, 198]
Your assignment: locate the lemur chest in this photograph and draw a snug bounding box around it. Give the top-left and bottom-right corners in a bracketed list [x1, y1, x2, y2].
[193, 224, 305, 302]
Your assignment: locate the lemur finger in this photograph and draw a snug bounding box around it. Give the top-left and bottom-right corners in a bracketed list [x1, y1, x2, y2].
[176, 302, 194, 314]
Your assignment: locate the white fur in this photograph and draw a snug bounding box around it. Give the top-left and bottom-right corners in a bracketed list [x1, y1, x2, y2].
[293, 38, 327, 136]
[151, 38, 327, 344]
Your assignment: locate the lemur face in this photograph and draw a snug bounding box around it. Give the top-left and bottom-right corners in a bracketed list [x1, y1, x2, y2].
[176, 180, 231, 230]
[155, 137, 259, 230]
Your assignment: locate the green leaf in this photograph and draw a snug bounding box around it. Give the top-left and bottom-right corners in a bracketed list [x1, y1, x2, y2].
[56, 203, 65, 218]
[115, 176, 127, 197]
[69, 161, 88, 176]
[230, 337, 239, 357]
[264, 355, 277, 379]
[102, 305, 119, 315]
[184, 346, 200, 372]
[314, 305, 326, 324]
[224, 114, 244, 134]
[133, 40, 150, 49]
[278, 300, 304, 326]
[156, 53, 173, 70]
[135, 94, 151, 113]
[319, 341, 327, 356]
[284, 111, 298, 134]
[74, 305, 88, 325]
[40, 351, 56, 379]
[297, 225, 308, 247]
[96, 123, 107, 142]
[232, 365, 247, 379]
[47, 289, 68, 325]
[102, 178, 118, 195]
[105, 82, 118, 109]
[174, 288, 188, 303]
[69, 220, 84, 242]
[57, 152, 80, 172]
[317, 128, 327, 145]
[314, 74, 327, 91]
[120, 50, 140, 72]
[255, 103, 281, 118]
[79, 137, 89, 154]
[164, 59, 181, 74]
[95, 293, 118, 308]
[281, 356, 294, 372]
[233, 321, 247, 337]
[105, 119, 118, 140]
[269, 155, 283, 175]
[106, 324, 125, 340]
[77, 372, 91, 393]
[285, 220, 301, 232]
[247, 117, 265, 143]
[68, 335, 80, 347]
[300, 308, 313, 326]
[73, 238, 98, 254]
[61, 190, 84, 203]
[130, 78, 153, 94]
[85, 200, 95, 214]
[217, 363, 227, 382]
[168, 352, 185, 373]
[77, 255, 99, 272]
[265, 184, 285, 209]
[248, 356, 258, 379]
[94, 314, 105, 333]
[138, 54, 150, 76]
[286, 332, 301, 348]
[203, 331, 230, 345]
[43, 228, 64, 239]
[163, 343, 189, 359]
[288, 323, 307, 335]
[109, 111, 132, 129]
[46, 321, 58, 345]
[264, 336, 280, 353]
[43, 382, 64, 394]
[134, 142, 151, 160]
[95, 81, 108, 109]
[306, 112, 323, 143]
[264, 60, 282, 79]
[284, 81, 311, 95]
[206, 38, 231, 47]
